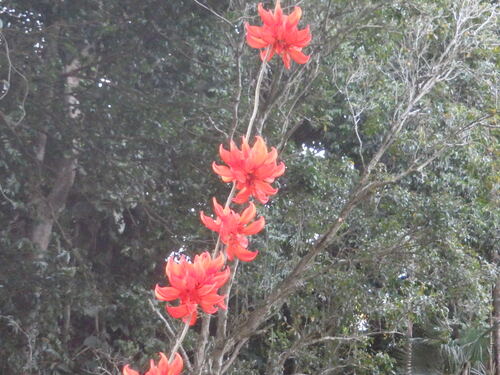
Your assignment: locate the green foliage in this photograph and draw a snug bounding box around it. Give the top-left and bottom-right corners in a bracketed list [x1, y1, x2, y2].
[0, 0, 497, 374]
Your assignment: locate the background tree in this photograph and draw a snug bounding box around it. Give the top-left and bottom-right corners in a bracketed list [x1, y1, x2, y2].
[0, 0, 497, 374]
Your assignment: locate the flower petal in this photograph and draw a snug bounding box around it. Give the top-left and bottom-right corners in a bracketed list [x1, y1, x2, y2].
[170, 353, 184, 375]
[247, 34, 270, 49]
[212, 197, 230, 219]
[255, 180, 279, 195]
[288, 47, 310, 64]
[240, 202, 257, 224]
[258, 3, 276, 26]
[287, 6, 302, 28]
[273, 161, 286, 178]
[292, 26, 312, 47]
[211, 251, 226, 272]
[250, 136, 269, 166]
[219, 144, 235, 165]
[233, 187, 251, 204]
[197, 283, 216, 297]
[233, 245, 259, 262]
[212, 267, 230, 288]
[123, 365, 140, 375]
[242, 216, 265, 235]
[166, 304, 191, 319]
[200, 293, 226, 314]
[155, 285, 181, 301]
[273, 0, 283, 23]
[156, 352, 170, 373]
[200, 211, 220, 233]
[212, 162, 234, 182]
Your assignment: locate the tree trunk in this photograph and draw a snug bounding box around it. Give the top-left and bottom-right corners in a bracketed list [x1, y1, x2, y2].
[31, 156, 77, 252]
[493, 275, 500, 375]
[27, 51, 83, 371]
[459, 361, 470, 375]
[406, 319, 413, 375]
[30, 54, 84, 252]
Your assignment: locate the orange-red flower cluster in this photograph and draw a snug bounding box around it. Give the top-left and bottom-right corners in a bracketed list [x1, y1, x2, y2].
[127, 2, 295, 371]
[212, 136, 285, 204]
[200, 198, 265, 262]
[246, 0, 311, 69]
[123, 352, 183, 375]
[155, 252, 230, 325]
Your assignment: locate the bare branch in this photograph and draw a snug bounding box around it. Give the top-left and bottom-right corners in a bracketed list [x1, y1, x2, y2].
[214, 2, 497, 371]
[148, 300, 193, 372]
[192, 0, 234, 26]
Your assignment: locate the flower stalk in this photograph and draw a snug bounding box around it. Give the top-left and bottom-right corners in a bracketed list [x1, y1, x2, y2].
[169, 318, 191, 363]
[122, 1, 311, 373]
[245, 47, 270, 140]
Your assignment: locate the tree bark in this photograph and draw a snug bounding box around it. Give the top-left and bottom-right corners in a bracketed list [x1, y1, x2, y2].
[493, 274, 500, 375]
[406, 319, 413, 375]
[30, 54, 84, 252]
[31, 156, 77, 252]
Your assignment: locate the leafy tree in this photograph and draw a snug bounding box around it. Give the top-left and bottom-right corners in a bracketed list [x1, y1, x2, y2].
[0, 0, 497, 374]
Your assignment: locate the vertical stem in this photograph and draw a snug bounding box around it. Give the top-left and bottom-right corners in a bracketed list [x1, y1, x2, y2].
[194, 314, 211, 372]
[170, 318, 191, 363]
[406, 319, 413, 375]
[212, 49, 269, 259]
[216, 260, 239, 339]
[493, 275, 500, 375]
[224, 184, 238, 209]
[195, 48, 271, 375]
[245, 48, 270, 141]
[63, 301, 71, 344]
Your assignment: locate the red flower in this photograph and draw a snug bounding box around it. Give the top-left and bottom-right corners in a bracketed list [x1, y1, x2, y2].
[245, 0, 311, 69]
[155, 252, 230, 326]
[200, 197, 265, 262]
[212, 136, 285, 204]
[123, 352, 183, 375]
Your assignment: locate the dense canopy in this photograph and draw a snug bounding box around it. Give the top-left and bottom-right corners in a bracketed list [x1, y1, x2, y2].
[0, 0, 498, 374]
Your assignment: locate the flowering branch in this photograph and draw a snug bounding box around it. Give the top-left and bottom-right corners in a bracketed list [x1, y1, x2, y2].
[169, 318, 191, 363]
[123, 2, 312, 374]
[147, 299, 193, 372]
[245, 47, 270, 140]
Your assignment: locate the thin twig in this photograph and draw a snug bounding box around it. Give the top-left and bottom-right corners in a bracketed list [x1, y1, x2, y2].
[0, 30, 12, 101]
[245, 48, 270, 140]
[192, 0, 234, 26]
[0, 184, 17, 208]
[216, 260, 239, 340]
[169, 318, 191, 363]
[147, 299, 193, 372]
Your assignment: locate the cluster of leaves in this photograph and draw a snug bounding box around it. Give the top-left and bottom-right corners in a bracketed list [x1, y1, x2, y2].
[0, 0, 498, 374]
